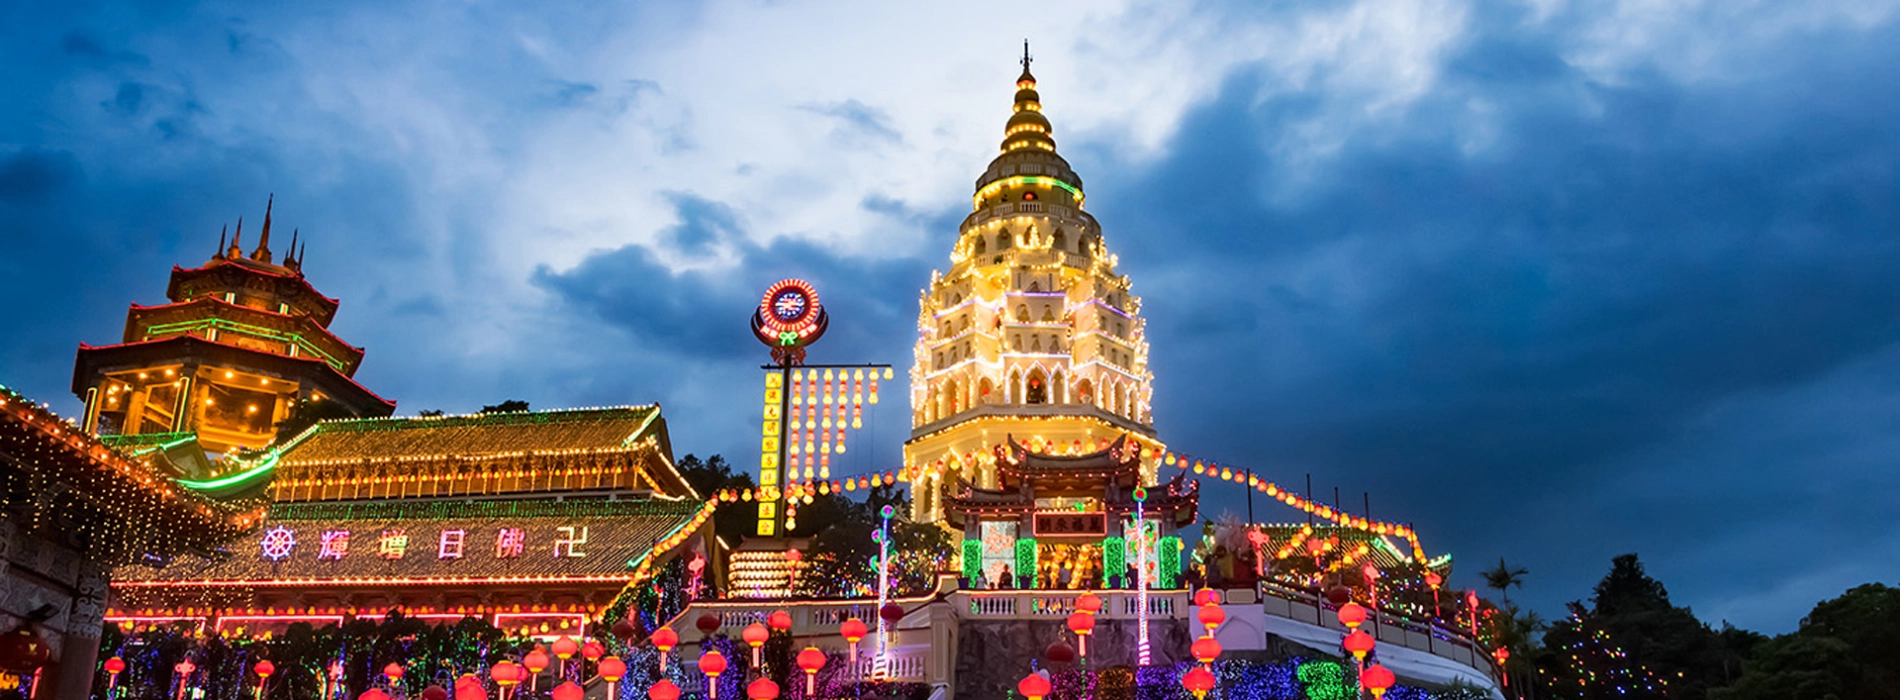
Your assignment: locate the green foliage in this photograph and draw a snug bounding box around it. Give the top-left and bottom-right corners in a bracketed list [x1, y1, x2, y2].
[1296, 658, 1354, 700]
[1015, 538, 1039, 588]
[1158, 536, 1181, 588]
[478, 400, 530, 413]
[1102, 536, 1125, 580]
[1482, 557, 1529, 603]
[789, 484, 954, 598]
[1710, 583, 1900, 700]
[1538, 554, 1760, 700]
[961, 538, 982, 581]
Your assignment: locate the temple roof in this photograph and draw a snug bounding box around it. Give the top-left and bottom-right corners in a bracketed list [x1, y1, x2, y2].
[0, 384, 259, 564]
[278, 406, 667, 465]
[112, 497, 702, 584]
[73, 335, 396, 414]
[166, 260, 341, 326]
[123, 296, 367, 374]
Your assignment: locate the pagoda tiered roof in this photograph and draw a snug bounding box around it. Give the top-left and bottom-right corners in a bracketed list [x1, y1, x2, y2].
[72, 335, 395, 414]
[940, 433, 1198, 528]
[122, 296, 366, 373]
[166, 259, 341, 326]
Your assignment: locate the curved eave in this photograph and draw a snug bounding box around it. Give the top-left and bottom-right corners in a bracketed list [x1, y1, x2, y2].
[72, 335, 396, 413]
[125, 296, 367, 369]
[166, 261, 341, 325]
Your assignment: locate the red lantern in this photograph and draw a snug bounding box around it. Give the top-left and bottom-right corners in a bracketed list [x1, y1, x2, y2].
[1363, 664, 1396, 697]
[104, 657, 126, 674]
[746, 678, 780, 700]
[879, 603, 904, 624]
[1044, 642, 1076, 665]
[1075, 592, 1104, 615]
[552, 636, 579, 660]
[699, 650, 728, 677]
[742, 622, 769, 666]
[359, 691, 390, 700]
[1424, 571, 1442, 589]
[584, 655, 615, 682]
[420, 687, 449, 700]
[1344, 630, 1376, 660]
[840, 617, 869, 659]
[797, 646, 827, 695]
[523, 648, 550, 674]
[768, 610, 793, 632]
[1197, 604, 1226, 633]
[652, 626, 680, 664]
[1337, 602, 1368, 630]
[455, 674, 488, 700]
[1182, 666, 1217, 699]
[251, 659, 274, 679]
[552, 681, 583, 700]
[1066, 612, 1096, 636]
[490, 661, 520, 687]
[1190, 635, 1222, 666]
[695, 613, 721, 636]
[1193, 589, 1220, 607]
[581, 641, 605, 661]
[1018, 672, 1052, 700]
[384, 663, 404, 681]
[648, 679, 681, 700]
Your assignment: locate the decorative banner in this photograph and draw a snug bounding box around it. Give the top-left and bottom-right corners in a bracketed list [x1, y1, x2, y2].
[1032, 512, 1108, 537]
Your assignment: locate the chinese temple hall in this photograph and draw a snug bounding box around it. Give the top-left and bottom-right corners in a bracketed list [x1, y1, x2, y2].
[107, 401, 718, 642]
[72, 196, 394, 457]
[944, 436, 1198, 589]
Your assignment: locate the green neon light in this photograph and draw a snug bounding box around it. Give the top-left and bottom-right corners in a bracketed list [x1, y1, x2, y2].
[143, 318, 350, 371]
[176, 452, 278, 490]
[972, 175, 1086, 209]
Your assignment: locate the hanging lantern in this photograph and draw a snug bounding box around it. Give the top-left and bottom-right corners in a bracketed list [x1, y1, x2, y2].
[1076, 592, 1104, 615]
[1344, 630, 1376, 660]
[1191, 635, 1222, 667]
[699, 650, 728, 700]
[768, 610, 794, 632]
[1424, 571, 1443, 589]
[581, 641, 605, 662]
[454, 675, 488, 700]
[551, 682, 583, 700]
[696, 613, 722, 637]
[797, 646, 827, 695]
[743, 623, 769, 666]
[523, 648, 550, 674]
[0, 628, 50, 672]
[1194, 589, 1221, 607]
[651, 627, 679, 665]
[1018, 672, 1052, 700]
[552, 636, 579, 660]
[598, 657, 626, 682]
[840, 617, 869, 659]
[1182, 666, 1217, 700]
[1044, 642, 1076, 665]
[746, 678, 780, 700]
[255, 660, 276, 679]
[384, 663, 404, 682]
[490, 661, 520, 687]
[359, 690, 390, 700]
[880, 603, 905, 624]
[648, 679, 681, 700]
[1337, 602, 1368, 630]
[1197, 604, 1226, 633]
[1363, 664, 1397, 697]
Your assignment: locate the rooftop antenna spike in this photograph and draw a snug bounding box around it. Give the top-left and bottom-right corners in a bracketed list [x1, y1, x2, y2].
[230, 216, 244, 257]
[215, 225, 227, 260]
[252, 193, 274, 262]
[1022, 39, 1032, 71]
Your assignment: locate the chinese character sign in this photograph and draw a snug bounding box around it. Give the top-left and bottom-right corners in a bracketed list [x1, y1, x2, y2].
[554, 526, 589, 558]
[439, 529, 465, 559]
[319, 530, 351, 560]
[379, 530, 409, 560]
[496, 527, 526, 558]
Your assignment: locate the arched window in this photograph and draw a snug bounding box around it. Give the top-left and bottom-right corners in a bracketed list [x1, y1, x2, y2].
[974, 236, 986, 255]
[1009, 370, 1023, 403]
[1031, 335, 1042, 352]
[1053, 228, 1066, 250]
[1026, 369, 1048, 404]
[1077, 379, 1094, 406]
[998, 231, 1013, 249]
[944, 379, 961, 417]
[979, 377, 995, 404]
[1052, 370, 1066, 403]
[934, 352, 942, 368]
[1029, 280, 1041, 292]
[960, 317, 971, 332]
[926, 386, 939, 423]
[1114, 384, 1127, 416]
[1041, 306, 1056, 322]
[1016, 305, 1030, 322]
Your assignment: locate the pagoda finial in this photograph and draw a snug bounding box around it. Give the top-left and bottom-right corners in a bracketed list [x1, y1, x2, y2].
[229, 216, 244, 258]
[286, 228, 303, 272]
[1019, 40, 1034, 82]
[215, 224, 228, 260]
[251, 193, 274, 263]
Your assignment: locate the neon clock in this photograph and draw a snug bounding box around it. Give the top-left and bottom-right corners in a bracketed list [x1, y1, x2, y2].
[751, 278, 829, 364]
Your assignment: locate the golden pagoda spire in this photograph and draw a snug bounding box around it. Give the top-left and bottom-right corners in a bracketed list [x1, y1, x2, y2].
[1001, 41, 1057, 154]
[251, 193, 274, 263]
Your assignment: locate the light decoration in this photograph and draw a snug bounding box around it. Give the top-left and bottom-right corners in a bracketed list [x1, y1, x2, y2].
[873, 504, 895, 678]
[553, 525, 588, 558]
[1162, 451, 1437, 565]
[1134, 485, 1151, 666]
[439, 529, 465, 559]
[259, 526, 296, 560]
[496, 527, 525, 558]
[961, 539, 982, 581]
[378, 529, 408, 559]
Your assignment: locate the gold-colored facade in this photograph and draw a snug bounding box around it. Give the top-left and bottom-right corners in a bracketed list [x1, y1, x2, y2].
[904, 56, 1164, 522]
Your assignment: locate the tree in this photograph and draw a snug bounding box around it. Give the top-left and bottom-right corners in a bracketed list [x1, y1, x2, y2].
[791, 484, 953, 599]
[1484, 557, 1530, 604]
[1537, 554, 1733, 700]
[677, 454, 757, 548]
[1711, 583, 1900, 700]
[479, 399, 529, 413]
[417, 409, 445, 417]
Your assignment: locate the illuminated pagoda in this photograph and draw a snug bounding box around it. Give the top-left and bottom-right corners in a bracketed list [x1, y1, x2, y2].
[108, 406, 719, 640]
[904, 46, 1170, 581]
[0, 384, 256, 700]
[72, 197, 394, 456]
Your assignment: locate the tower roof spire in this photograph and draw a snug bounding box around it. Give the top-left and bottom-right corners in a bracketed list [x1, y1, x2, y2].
[251, 193, 274, 264]
[229, 216, 244, 259]
[215, 225, 228, 260]
[1001, 41, 1055, 154]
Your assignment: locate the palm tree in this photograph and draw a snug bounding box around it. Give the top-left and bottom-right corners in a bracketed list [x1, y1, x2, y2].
[1482, 557, 1529, 604]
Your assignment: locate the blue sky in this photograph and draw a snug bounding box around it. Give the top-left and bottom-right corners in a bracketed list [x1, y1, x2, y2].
[3, 0, 1897, 633]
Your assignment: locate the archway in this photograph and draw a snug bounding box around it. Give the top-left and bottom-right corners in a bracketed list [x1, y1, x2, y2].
[1026, 368, 1048, 404]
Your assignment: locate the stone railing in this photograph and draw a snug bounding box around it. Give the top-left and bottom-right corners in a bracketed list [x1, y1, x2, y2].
[1252, 580, 1496, 679]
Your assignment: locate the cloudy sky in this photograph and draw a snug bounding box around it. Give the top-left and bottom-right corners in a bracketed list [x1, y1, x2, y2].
[4, 0, 1898, 633]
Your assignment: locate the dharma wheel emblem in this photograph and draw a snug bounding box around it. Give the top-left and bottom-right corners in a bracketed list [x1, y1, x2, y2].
[752, 279, 829, 365]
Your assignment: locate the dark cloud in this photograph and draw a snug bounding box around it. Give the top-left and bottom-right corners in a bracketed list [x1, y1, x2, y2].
[0, 148, 82, 202]
[1079, 8, 1900, 630]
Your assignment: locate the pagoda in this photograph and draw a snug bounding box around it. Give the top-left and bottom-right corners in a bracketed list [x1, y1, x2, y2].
[71, 197, 394, 455]
[905, 47, 1187, 588]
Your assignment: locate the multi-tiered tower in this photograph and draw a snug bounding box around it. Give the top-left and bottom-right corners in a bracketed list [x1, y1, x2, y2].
[72, 197, 394, 455]
[905, 51, 1164, 523]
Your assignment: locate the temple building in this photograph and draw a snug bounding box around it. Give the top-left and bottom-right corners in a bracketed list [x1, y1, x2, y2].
[72, 197, 394, 457]
[904, 50, 1181, 587]
[106, 406, 719, 641]
[0, 384, 255, 700]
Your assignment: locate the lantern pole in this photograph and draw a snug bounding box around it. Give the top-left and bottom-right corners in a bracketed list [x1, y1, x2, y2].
[874, 505, 894, 678]
[1134, 486, 1151, 667]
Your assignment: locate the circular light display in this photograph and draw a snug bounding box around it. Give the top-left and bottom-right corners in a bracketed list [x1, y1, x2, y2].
[758, 279, 822, 335]
[260, 525, 296, 561]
